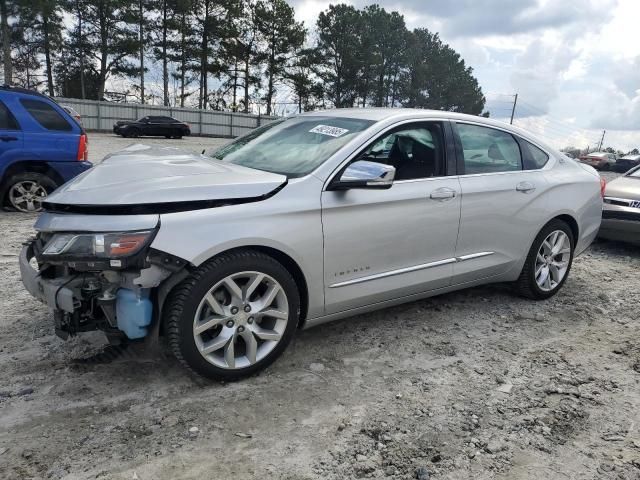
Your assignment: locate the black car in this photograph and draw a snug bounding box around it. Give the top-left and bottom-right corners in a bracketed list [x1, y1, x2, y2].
[615, 154, 640, 173]
[113, 116, 191, 139]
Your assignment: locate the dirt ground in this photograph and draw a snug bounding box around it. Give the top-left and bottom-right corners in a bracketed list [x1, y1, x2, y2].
[2, 171, 640, 480]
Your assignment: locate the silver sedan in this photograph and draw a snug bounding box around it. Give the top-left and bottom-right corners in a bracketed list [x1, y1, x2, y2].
[600, 165, 640, 245]
[21, 109, 603, 380]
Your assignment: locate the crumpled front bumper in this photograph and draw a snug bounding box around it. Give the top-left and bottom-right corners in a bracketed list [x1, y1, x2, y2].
[19, 243, 78, 313]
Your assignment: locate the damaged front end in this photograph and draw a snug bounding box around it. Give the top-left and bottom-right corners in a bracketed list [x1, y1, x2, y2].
[20, 222, 188, 344]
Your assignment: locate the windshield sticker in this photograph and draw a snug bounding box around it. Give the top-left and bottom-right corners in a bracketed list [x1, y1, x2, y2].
[309, 125, 350, 137]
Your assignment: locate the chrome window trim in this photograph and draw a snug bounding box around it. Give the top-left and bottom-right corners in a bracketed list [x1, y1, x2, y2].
[457, 168, 546, 179]
[329, 252, 494, 288]
[394, 176, 454, 185]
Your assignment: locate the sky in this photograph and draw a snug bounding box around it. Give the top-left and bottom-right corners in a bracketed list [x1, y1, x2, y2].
[290, 0, 640, 152]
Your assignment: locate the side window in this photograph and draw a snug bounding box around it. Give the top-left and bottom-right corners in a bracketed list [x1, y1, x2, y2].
[0, 101, 19, 130]
[457, 123, 522, 174]
[355, 122, 446, 180]
[20, 99, 72, 131]
[521, 140, 549, 169]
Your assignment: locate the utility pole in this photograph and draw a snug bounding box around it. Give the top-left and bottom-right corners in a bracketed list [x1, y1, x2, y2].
[597, 130, 606, 151]
[510, 93, 518, 125]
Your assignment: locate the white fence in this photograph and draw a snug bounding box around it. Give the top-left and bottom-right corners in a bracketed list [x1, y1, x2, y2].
[58, 98, 279, 138]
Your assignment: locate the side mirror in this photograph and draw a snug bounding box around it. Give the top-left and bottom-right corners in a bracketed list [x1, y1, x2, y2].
[330, 160, 395, 191]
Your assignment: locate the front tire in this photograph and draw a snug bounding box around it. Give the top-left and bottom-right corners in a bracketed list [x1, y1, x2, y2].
[165, 250, 300, 380]
[515, 219, 575, 300]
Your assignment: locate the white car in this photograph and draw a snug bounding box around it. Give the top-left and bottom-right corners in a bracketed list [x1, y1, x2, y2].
[20, 109, 604, 379]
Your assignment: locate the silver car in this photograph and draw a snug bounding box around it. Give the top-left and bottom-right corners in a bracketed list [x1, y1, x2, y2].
[600, 165, 640, 245]
[19, 109, 603, 380]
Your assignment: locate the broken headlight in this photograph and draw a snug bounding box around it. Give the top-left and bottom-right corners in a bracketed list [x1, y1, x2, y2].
[42, 231, 155, 259]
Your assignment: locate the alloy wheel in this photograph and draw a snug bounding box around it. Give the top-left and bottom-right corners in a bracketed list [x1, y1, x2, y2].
[192, 271, 289, 369]
[535, 230, 571, 292]
[9, 181, 48, 212]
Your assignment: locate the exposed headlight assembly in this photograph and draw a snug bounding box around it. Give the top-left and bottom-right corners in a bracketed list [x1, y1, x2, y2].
[42, 231, 155, 261]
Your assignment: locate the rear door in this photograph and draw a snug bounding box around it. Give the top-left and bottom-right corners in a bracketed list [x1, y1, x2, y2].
[146, 116, 165, 136]
[17, 96, 79, 163]
[321, 120, 461, 314]
[0, 97, 24, 174]
[451, 121, 551, 284]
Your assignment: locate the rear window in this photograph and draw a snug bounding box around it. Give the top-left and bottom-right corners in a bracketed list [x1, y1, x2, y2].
[521, 140, 549, 169]
[0, 100, 19, 130]
[457, 123, 522, 174]
[20, 99, 72, 131]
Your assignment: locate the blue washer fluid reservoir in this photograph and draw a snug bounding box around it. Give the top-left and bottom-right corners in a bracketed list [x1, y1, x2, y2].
[116, 288, 153, 339]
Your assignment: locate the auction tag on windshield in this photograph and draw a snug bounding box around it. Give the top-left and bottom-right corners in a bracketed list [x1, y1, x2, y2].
[309, 125, 349, 137]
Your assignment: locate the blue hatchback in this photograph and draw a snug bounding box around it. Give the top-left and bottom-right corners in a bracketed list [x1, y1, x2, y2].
[0, 86, 92, 212]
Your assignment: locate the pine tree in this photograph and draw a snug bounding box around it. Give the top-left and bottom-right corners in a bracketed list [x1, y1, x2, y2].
[401, 29, 485, 114]
[254, 0, 304, 115]
[314, 4, 363, 108]
[82, 0, 138, 99]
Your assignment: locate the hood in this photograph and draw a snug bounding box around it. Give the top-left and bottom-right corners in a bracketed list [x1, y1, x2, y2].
[115, 120, 134, 126]
[45, 144, 287, 209]
[605, 175, 640, 201]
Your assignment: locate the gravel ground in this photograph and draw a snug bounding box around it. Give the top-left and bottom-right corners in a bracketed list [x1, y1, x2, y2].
[86, 132, 228, 163]
[1, 167, 639, 480]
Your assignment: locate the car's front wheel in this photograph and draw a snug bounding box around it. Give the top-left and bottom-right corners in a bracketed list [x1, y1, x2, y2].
[165, 250, 300, 380]
[515, 219, 575, 299]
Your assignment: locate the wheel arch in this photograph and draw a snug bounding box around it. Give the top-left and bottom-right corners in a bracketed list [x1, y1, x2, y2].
[189, 245, 310, 327]
[1, 160, 64, 186]
[553, 213, 579, 243]
[0, 161, 63, 206]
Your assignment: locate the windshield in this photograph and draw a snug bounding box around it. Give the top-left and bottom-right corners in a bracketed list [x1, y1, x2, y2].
[209, 116, 374, 177]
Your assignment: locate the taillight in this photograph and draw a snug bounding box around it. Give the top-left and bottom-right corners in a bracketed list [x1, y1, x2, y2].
[77, 133, 88, 161]
[600, 177, 606, 198]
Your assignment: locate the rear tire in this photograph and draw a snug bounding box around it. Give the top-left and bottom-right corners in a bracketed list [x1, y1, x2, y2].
[164, 250, 300, 381]
[515, 219, 575, 300]
[3, 172, 57, 212]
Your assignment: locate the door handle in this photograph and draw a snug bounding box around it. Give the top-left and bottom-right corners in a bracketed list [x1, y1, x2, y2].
[516, 182, 536, 193]
[430, 188, 457, 201]
[0, 135, 18, 142]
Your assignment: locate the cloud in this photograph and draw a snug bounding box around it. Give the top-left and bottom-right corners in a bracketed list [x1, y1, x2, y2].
[335, 0, 615, 38]
[289, 0, 640, 150]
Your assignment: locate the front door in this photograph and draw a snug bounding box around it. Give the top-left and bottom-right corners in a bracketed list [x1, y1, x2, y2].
[321, 121, 461, 314]
[0, 98, 24, 166]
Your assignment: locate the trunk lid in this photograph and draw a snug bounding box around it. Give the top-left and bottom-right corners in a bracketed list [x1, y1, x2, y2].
[605, 175, 640, 201]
